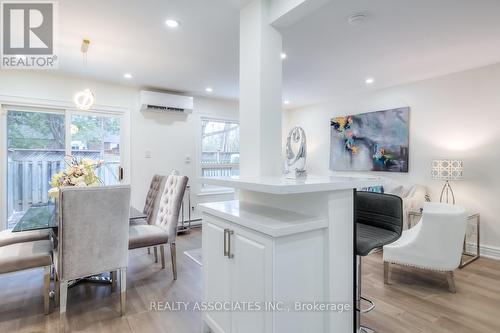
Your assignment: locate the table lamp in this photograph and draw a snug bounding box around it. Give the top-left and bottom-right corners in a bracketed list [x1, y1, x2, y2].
[431, 159, 463, 204]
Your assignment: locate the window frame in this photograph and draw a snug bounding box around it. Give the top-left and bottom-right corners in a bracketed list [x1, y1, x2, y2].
[197, 115, 239, 195]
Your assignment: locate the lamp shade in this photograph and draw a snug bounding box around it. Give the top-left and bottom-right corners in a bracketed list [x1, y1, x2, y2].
[431, 160, 464, 181]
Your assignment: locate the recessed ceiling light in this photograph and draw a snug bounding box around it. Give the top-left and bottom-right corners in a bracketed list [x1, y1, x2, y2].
[365, 77, 374, 84]
[123, 73, 133, 79]
[205, 87, 213, 93]
[165, 19, 180, 28]
[281, 53, 287, 60]
[284, 100, 290, 105]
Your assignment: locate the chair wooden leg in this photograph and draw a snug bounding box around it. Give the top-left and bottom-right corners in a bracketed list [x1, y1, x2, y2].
[120, 268, 127, 316]
[384, 262, 390, 285]
[446, 271, 456, 293]
[170, 243, 177, 280]
[154, 246, 158, 263]
[59, 280, 68, 331]
[160, 245, 166, 269]
[44, 266, 50, 315]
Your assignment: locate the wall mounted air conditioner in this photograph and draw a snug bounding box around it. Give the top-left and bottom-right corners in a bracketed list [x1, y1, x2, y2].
[140, 91, 193, 113]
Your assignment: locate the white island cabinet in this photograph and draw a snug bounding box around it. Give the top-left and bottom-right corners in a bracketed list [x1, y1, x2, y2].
[199, 176, 381, 333]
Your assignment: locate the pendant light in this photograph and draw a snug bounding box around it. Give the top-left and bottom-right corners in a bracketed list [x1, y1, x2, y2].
[74, 39, 95, 110]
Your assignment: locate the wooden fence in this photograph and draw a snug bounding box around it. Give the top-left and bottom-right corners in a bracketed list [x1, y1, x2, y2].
[7, 149, 119, 228]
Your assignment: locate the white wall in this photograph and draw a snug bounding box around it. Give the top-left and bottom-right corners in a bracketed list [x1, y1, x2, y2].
[0, 71, 238, 227]
[284, 62, 500, 254]
[130, 95, 238, 215]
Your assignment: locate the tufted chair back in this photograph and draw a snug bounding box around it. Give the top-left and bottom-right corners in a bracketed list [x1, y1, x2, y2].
[154, 174, 189, 243]
[143, 175, 167, 224]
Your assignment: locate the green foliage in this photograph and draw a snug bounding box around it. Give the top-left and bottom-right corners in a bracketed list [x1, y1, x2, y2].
[7, 111, 121, 151]
[7, 111, 65, 149]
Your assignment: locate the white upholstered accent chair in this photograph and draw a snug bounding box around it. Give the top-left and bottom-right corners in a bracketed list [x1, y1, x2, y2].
[55, 186, 131, 321]
[383, 202, 467, 293]
[129, 174, 188, 280]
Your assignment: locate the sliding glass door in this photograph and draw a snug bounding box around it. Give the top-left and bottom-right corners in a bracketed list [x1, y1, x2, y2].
[5, 108, 124, 229]
[6, 110, 66, 228]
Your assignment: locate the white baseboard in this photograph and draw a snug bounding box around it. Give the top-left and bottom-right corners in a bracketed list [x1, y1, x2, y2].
[465, 243, 500, 260]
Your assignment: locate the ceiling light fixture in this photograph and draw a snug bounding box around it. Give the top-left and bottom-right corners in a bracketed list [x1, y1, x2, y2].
[123, 73, 133, 79]
[165, 19, 180, 28]
[74, 39, 95, 111]
[205, 87, 213, 93]
[281, 52, 287, 60]
[365, 77, 374, 84]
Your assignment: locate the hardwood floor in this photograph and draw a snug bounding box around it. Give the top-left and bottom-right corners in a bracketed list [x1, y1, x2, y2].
[0, 228, 499, 332]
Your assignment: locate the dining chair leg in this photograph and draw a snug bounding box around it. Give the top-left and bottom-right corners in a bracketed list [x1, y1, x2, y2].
[160, 245, 166, 269]
[54, 272, 60, 307]
[446, 271, 456, 293]
[120, 268, 127, 316]
[154, 246, 158, 263]
[44, 266, 50, 315]
[170, 243, 177, 280]
[111, 271, 116, 291]
[147, 247, 151, 255]
[59, 280, 68, 330]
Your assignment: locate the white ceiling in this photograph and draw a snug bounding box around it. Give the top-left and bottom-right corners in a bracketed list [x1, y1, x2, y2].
[281, 0, 500, 107]
[57, 0, 241, 98]
[55, 0, 500, 107]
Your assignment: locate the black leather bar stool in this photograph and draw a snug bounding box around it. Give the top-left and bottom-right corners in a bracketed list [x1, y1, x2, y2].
[356, 191, 403, 333]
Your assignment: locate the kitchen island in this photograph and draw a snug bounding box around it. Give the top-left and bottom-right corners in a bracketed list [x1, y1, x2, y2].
[199, 176, 381, 333]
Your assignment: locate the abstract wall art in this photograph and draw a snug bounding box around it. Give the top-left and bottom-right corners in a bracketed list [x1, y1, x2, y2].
[330, 107, 410, 172]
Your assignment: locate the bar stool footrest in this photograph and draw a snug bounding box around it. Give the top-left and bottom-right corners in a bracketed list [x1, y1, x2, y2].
[360, 326, 376, 333]
[360, 296, 375, 314]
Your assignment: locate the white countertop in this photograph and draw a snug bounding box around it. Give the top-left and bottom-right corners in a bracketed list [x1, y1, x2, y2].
[200, 200, 328, 237]
[200, 175, 382, 194]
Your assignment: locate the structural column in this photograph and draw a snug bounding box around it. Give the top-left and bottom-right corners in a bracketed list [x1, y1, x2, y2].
[239, 0, 283, 178]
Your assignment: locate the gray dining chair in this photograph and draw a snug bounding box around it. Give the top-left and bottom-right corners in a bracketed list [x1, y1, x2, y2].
[129, 174, 188, 280]
[136, 174, 167, 261]
[55, 185, 131, 322]
[0, 239, 53, 314]
[143, 175, 167, 225]
[0, 228, 52, 247]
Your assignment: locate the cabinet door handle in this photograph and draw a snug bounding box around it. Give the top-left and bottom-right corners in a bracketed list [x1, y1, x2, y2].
[227, 230, 234, 259]
[223, 228, 230, 257]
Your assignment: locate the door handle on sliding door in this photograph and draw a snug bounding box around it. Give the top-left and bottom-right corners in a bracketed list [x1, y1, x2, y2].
[119, 166, 124, 181]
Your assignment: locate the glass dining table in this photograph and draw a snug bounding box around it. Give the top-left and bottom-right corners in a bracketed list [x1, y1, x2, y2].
[12, 203, 147, 232]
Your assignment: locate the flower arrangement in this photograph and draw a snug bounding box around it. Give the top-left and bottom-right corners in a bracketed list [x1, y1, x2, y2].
[48, 156, 104, 198]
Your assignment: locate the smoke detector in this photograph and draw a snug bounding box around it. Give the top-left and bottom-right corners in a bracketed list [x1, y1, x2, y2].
[348, 13, 368, 26]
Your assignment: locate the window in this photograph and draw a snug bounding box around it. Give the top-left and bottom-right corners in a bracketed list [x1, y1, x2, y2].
[201, 118, 239, 190]
[4, 108, 124, 229]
